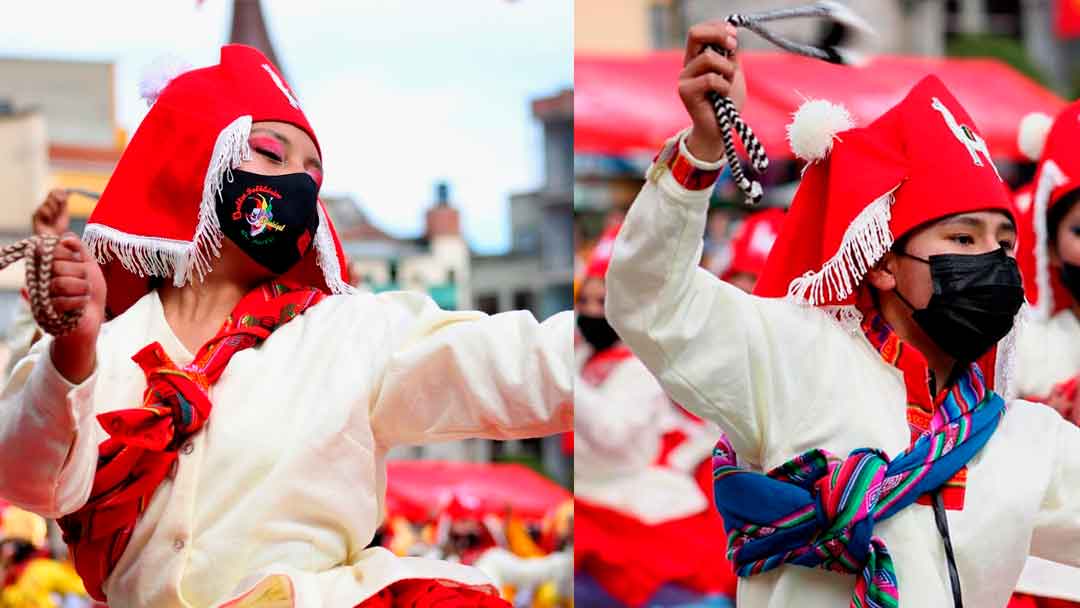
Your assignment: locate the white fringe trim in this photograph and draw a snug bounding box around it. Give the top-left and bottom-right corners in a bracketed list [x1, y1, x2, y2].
[84, 115, 354, 295]
[83, 224, 190, 277]
[786, 186, 899, 306]
[82, 117, 252, 285]
[183, 115, 254, 286]
[1032, 159, 1067, 321]
[314, 203, 357, 295]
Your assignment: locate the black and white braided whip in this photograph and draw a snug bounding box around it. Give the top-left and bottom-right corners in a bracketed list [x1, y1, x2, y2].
[705, 1, 873, 204]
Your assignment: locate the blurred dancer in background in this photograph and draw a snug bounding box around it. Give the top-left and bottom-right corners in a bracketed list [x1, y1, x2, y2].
[574, 224, 735, 608]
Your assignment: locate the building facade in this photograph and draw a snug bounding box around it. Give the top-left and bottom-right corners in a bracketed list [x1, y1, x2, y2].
[472, 89, 573, 322]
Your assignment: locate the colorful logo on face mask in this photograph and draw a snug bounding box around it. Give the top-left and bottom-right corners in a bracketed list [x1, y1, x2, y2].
[231, 185, 286, 240]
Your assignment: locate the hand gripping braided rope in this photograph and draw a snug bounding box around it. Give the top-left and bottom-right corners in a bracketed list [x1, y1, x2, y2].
[0, 236, 83, 336]
[707, 1, 874, 203]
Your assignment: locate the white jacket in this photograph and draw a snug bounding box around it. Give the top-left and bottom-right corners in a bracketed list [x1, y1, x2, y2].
[574, 348, 707, 523]
[1016, 309, 1080, 399]
[1014, 308, 1080, 600]
[605, 165, 1080, 608]
[0, 290, 572, 608]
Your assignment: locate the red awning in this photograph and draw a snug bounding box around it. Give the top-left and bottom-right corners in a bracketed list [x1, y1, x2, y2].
[575, 51, 1065, 161]
[385, 461, 570, 522]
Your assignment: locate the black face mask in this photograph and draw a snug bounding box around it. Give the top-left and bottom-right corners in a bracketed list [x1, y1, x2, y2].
[895, 248, 1024, 365]
[1062, 262, 1080, 305]
[577, 314, 620, 352]
[216, 169, 320, 274]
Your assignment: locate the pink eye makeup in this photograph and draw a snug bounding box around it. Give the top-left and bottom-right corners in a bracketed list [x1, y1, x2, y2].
[249, 135, 285, 162]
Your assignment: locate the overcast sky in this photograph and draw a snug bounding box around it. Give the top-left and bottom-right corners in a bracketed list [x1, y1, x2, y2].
[0, 1, 572, 253]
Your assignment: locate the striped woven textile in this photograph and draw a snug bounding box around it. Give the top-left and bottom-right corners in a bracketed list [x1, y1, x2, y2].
[712, 364, 1005, 608]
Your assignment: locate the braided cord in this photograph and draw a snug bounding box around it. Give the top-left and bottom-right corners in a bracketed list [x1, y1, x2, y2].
[702, 2, 869, 203]
[1, 236, 84, 337]
[707, 36, 766, 204]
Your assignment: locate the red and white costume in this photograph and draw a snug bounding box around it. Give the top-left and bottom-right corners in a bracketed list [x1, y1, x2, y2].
[1014, 105, 1080, 401]
[0, 46, 572, 608]
[573, 228, 734, 607]
[1010, 104, 1080, 605]
[606, 76, 1080, 608]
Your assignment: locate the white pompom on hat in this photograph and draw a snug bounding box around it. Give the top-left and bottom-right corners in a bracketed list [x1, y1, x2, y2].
[1017, 112, 1053, 163]
[138, 54, 193, 107]
[786, 98, 855, 162]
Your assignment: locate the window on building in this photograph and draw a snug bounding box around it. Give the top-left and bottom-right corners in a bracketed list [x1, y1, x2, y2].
[476, 293, 499, 315]
[512, 290, 535, 313]
[544, 120, 573, 193]
[945, 0, 1021, 38]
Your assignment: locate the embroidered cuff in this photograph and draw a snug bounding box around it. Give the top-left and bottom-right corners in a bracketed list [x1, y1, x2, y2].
[647, 129, 724, 191]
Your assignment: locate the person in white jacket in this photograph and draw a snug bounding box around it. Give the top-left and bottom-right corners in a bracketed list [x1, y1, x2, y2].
[573, 224, 734, 607]
[1006, 101, 1080, 608]
[1012, 102, 1080, 413]
[605, 22, 1080, 608]
[1, 45, 572, 608]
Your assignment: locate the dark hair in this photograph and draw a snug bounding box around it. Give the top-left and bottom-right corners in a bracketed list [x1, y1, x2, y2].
[1048, 188, 1080, 246]
[891, 232, 912, 257]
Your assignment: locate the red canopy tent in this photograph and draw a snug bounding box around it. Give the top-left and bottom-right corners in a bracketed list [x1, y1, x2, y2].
[575, 51, 1065, 161]
[385, 461, 570, 522]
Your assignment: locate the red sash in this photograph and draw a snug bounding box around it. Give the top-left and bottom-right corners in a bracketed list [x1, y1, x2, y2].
[57, 281, 325, 601]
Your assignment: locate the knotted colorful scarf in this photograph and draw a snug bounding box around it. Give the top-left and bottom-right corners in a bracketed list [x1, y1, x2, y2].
[57, 281, 325, 601]
[712, 315, 1006, 607]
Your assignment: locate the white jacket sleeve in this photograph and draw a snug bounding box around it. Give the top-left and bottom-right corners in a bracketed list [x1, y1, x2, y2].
[370, 293, 573, 447]
[1030, 413, 1080, 566]
[0, 337, 98, 518]
[605, 167, 835, 466]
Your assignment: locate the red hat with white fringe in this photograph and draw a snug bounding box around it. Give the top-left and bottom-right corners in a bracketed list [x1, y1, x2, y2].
[85, 44, 352, 317]
[1014, 101, 1080, 319]
[753, 75, 1016, 394]
[754, 75, 1014, 306]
